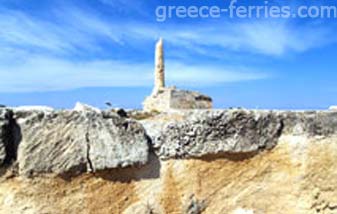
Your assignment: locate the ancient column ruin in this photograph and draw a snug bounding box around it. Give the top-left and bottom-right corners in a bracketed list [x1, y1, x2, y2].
[153, 38, 165, 95]
[143, 38, 212, 112]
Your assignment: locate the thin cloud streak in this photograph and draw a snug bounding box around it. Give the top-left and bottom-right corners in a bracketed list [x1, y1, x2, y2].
[0, 56, 270, 92]
[0, 2, 333, 93]
[151, 21, 335, 56]
[0, 6, 334, 58]
[166, 61, 270, 87]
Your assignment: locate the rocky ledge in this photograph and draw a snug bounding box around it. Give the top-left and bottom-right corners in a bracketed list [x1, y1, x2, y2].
[1, 107, 337, 177]
[0, 109, 13, 165]
[2, 107, 337, 214]
[150, 110, 337, 159]
[1, 108, 149, 177]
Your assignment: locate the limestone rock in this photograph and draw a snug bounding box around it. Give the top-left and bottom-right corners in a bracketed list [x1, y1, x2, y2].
[127, 109, 160, 120]
[17, 111, 90, 176]
[329, 106, 337, 111]
[4, 109, 337, 213]
[140, 111, 187, 143]
[148, 110, 337, 160]
[0, 114, 7, 165]
[3, 132, 337, 214]
[279, 111, 337, 136]
[112, 108, 128, 118]
[13, 106, 53, 122]
[184, 194, 206, 214]
[152, 109, 283, 159]
[232, 208, 255, 214]
[143, 87, 212, 112]
[0, 109, 13, 165]
[88, 111, 149, 171]
[17, 110, 149, 176]
[73, 102, 101, 113]
[13, 105, 53, 112]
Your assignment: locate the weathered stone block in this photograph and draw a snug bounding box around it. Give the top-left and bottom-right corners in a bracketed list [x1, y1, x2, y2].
[279, 111, 337, 136]
[0, 109, 13, 165]
[17, 111, 89, 176]
[152, 110, 283, 159]
[16, 110, 149, 176]
[88, 111, 149, 171]
[143, 87, 212, 112]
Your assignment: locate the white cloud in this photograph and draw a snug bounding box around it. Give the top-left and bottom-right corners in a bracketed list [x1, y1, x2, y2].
[0, 57, 150, 92]
[166, 61, 270, 86]
[152, 21, 335, 56]
[0, 11, 72, 53]
[0, 56, 269, 92]
[0, 8, 138, 57]
[0, 3, 334, 93]
[0, 7, 333, 58]
[233, 21, 333, 55]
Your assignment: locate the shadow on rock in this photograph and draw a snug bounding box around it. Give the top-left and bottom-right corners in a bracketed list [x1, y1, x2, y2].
[94, 153, 161, 182]
[5, 118, 21, 164]
[196, 151, 260, 162]
[59, 153, 161, 183]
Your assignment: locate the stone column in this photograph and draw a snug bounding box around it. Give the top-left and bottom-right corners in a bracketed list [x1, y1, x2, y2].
[153, 38, 165, 95]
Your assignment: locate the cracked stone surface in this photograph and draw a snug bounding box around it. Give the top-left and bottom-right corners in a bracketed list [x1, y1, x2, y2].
[2, 109, 337, 213]
[278, 110, 337, 136]
[16, 110, 149, 177]
[144, 109, 337, 160]
[0, 109, 13, 165]
[151, 109, 284, 159]
[14, 109, 337, 177]
[143, 87, 212, 112]
[17, 111, 89, 176]
[88, 111, 149, 171]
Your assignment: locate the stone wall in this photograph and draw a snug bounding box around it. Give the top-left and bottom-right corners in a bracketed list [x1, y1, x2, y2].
[11, 109, 149, 177]
[1, 108, 337, 213]
[143, 88, 212, 112]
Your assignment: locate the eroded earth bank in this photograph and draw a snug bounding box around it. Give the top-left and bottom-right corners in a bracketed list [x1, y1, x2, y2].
[0, 108, 337, 214]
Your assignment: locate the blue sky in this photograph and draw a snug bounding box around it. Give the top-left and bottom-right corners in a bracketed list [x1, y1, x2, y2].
[0, 0, 337, 109]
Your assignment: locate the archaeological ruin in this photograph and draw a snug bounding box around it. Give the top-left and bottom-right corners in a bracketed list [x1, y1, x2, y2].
[143, 38, 213, 112]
